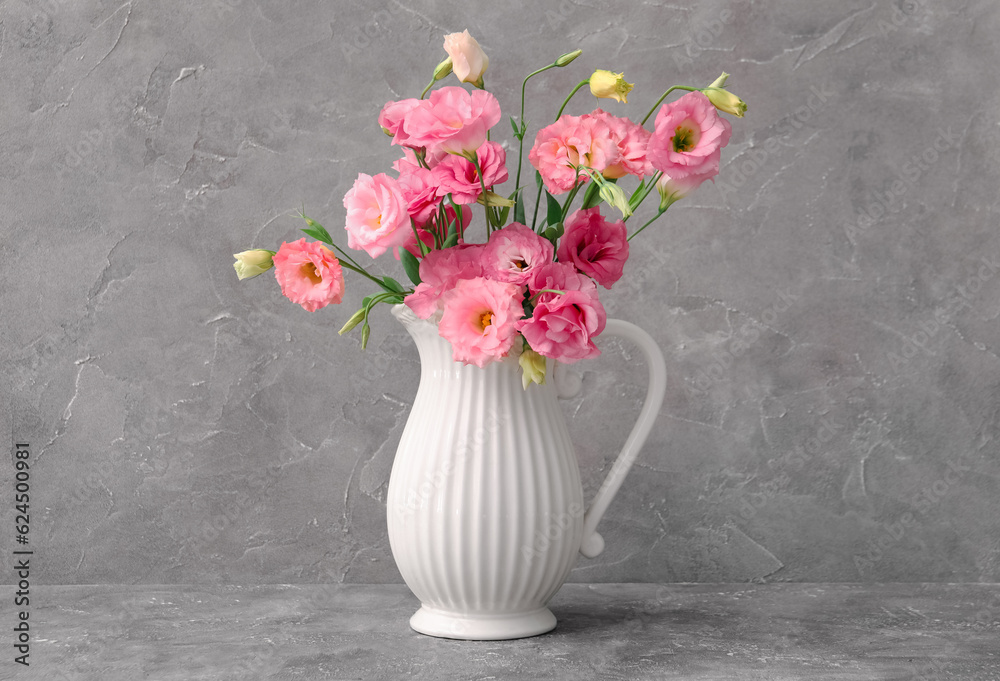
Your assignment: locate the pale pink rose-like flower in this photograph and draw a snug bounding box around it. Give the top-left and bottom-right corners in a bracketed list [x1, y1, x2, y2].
[528, 114, 620, 194]
[343, 172, 411, 259]
[482, 222, 555, 285]
[443, 30, 489, 86]
[402, 87, 502, 156]
[378, 98, 422, 146]
[439, 276, 525, 368]
[517, 280, 606, 364]
[404, 243, 485, 319]
[647, 91, 732, 181]
[272, 238, 346, 312]
[585, 109, 653, 179]
[558, 207, 629, 289]
[432, 141, 509, 205]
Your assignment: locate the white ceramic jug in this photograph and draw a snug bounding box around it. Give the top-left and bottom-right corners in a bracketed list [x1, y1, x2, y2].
[386, 305, 666, 640]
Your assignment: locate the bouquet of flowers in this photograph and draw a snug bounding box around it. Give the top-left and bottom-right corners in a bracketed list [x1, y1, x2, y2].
[234, 30, 746, 388]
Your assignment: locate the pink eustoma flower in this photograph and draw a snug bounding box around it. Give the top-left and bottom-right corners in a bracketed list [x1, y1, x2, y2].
[585, 109, 653, 179]
[558, 207, 629, 289]
[432, 141, 508, 205]
[402, 87, 502, 157]
[343, 172, 411, 259]
[517, 278, 606, 364]
[527, 261, 591, 301]
[378, 98, 422, 146]
[482, 222, 555, 286]
[528, 114, 620, 194]
[438, 276, 525, 368]
[272, 238, 346, 312]
[647, 91, 731, 181]
[404, 243, 485, 319]
[394, 157, 441, 224]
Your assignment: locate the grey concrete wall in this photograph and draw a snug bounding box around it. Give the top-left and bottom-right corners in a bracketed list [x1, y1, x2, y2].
[2, 0, 998, 585]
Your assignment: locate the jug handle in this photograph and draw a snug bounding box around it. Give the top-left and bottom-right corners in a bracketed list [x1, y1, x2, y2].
[557, 319, 667, 558]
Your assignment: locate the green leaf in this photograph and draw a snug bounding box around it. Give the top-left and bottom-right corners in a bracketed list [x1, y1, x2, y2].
[381, 276, 405, 294]
[513, 198, 525, 225]
[301, 226, 333, 245]
[442, 232, 460, 249]
[629, 179, 649, 211]
[511, 187, 525, 225]
[535, 170, 543, 190]
[361, 295, 373, 309]
[445, 211, 459, 239]
[545, 190, 562, 230]
[400, 249, 422, 286]
[298, 214, 333, 243]
[580, 180, 602, 210]
[509, 115, 522, 140]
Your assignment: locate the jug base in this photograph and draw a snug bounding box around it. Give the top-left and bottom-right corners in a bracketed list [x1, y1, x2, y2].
[409, 605, 557, 640]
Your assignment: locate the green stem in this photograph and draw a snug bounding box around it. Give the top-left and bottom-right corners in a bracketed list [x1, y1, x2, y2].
[419, 78, 435, 100]
[447, 194, 465, 240]
[531, 176, 545, 231]
[471, 154, 493, 233]
[336, 258, 388, 289]
[326, 245, 385, 286]
[437, 204, 448, 248]
[640, 85, 699, 126]
[514, 62, 560, 230]
[555, 79, 589, 120]
[623, 170, 662, 223]
[627, 209, 666, 242]
[529, 288, 566, 303]
[560, 182, 583, 222]
[410, 219, 429, 257]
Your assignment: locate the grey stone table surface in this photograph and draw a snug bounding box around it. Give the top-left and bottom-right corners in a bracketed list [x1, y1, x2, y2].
[4, 583, 999, 681]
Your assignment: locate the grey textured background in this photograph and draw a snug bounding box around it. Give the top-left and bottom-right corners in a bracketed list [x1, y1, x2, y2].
[3, 0, 999, 586]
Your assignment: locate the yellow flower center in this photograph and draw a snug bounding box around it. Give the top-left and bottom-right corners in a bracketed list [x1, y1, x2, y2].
[673, 121, 701, 153]
[513, 258, 527, 270]
[479, 311, 494, 332]
[300, 262, 322, 285]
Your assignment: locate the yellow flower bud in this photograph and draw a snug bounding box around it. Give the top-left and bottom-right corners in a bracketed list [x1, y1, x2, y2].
[477, 190, 515, 208]
[702, 72, 747, 117]
[589, 70, 633, 104]
[598, 181, 633, 219]
[233, 249, 275, 280]
[708, 72, 730, 89]
[519, 348, 547, 390]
